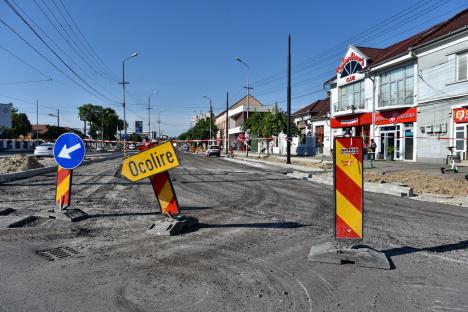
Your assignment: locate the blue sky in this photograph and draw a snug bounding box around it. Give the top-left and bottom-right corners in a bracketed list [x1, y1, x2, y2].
[0, 0, 466, 136]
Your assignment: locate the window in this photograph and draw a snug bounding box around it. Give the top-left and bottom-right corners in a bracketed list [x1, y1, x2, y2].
[379, 64, 414, 107]
[457, 52, 467, 81]
[336, 81, 365, 112]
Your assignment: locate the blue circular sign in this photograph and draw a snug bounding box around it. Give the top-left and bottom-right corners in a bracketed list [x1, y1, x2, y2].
[53, 132, 86, 169]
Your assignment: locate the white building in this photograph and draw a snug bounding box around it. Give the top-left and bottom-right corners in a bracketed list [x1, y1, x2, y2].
[214, 95, 270, 152]
[326, 9, 468, 163]
[291, 98, 331, 156]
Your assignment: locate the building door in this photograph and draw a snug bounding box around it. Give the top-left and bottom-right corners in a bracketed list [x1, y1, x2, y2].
[455, 125, 466, 160]
[315, 125, 324, 154]
[404, 123, 414, 160]
[380, 125, 402, 160]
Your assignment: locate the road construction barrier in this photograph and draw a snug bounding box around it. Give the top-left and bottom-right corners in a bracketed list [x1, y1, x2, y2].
[334, 136, 363, 240]
[138, 143, 180, 217]
[55, 166, 72, 209]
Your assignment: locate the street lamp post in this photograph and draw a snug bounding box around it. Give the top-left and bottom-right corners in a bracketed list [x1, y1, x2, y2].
[120, 52, 138, 154]
[235, 56, 252, 156]
[148, 91, 159, 140]
[48, 109, 59, 127]
[202, 95, 212, 145]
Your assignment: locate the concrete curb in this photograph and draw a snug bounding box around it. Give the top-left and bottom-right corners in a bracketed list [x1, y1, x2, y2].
[223, 156, 328, 173]
[0, 153, 121, 184]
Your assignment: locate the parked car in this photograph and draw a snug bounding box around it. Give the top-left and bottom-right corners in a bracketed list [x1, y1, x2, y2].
[34, 143, 54, 157]
[206, 145, 221, 157]
[128, 144, 136, 150]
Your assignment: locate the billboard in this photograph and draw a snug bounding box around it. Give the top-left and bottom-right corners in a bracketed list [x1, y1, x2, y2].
[135, 120, 143, 134]
[0, 103, 13, 129]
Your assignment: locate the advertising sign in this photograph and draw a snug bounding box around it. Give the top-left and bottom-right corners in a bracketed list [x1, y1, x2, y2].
[135, 120, 143, 133]
[334, 136, 363, 240]
[454, 108, 468, 123]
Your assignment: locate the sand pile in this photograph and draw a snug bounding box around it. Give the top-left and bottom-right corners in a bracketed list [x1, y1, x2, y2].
[365, 170, 468, 196]
[0, 155, 44, 174]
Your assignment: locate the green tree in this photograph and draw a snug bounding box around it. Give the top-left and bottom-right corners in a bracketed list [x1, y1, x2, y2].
[12, 107, 32, 137]
[241, 105, 299, 154]
[77, 104, 122, 140]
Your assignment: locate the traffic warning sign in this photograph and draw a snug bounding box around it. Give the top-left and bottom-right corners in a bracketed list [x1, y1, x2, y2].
[121, 141, 179, 182]
[334, 136, 363, 240]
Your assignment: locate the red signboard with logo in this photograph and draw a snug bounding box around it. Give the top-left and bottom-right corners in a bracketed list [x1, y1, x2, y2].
[330, 113, 372, 128]
[454, 108, 468, 123]
[375, 108, 417, 125]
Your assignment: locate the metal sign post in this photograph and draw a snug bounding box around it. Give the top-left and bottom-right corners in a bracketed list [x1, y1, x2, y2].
[308, 136, 390, 269]
[52, 132, 88, 221]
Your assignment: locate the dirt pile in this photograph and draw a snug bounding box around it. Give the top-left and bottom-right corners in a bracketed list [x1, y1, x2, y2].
[365, 170, 468, 196]
[0, 155, 44, 174]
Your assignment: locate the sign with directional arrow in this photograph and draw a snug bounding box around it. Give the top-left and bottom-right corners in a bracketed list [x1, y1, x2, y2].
[53, 132, 86, 170]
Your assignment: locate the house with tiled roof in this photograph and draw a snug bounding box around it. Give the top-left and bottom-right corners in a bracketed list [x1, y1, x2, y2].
[292, 98, 331, 155]
[325, 9, 468, 163]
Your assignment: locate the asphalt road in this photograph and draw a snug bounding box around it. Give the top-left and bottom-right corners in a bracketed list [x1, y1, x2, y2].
[0, 152, 467, 311]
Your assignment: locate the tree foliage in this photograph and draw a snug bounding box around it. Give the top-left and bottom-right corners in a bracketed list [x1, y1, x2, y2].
[77, 104, 121, 140]
[0, 107, 32, 139]
[178, 116, 218, 141]
[40, 126, 83, 141]
[241, 105, 300, 138]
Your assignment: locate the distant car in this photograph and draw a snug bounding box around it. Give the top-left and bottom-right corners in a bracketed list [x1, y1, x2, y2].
[34, 143, 54, 157]
[206, 145, 221, 157]
[128, 144, 136, 150]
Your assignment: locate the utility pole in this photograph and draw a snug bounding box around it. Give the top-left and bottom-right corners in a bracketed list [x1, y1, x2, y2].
[286, 34, 292, 164]
[36, 100, 39, 146]
[101, 107, 104, 146]
[148, 91, 158, 140]
[225, 92, 229, 155]
[203, 96, 213, 145]
[158, 111, 161, 142]
[120, 52, 138, 155]
[48, 109, 59, 127]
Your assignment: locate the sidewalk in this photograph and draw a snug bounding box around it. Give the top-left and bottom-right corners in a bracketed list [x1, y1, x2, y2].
[226, 152, 468, 206]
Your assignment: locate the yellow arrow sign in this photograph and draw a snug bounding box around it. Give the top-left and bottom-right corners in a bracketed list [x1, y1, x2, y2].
[121, 141, 180, 182]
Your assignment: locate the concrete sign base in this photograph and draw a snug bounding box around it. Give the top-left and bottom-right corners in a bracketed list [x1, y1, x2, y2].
[49, 208, 88, 222]
[147, 215, 199, 236]
[308, 241, 391, 270]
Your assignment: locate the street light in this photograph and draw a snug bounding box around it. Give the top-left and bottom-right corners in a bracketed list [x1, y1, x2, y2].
[120, 52, 138, 154]
[48, 109, 59, 127]
[235, 56, 252, 156]
[202, 95, 212, 145]
[148, 90, 159, 140]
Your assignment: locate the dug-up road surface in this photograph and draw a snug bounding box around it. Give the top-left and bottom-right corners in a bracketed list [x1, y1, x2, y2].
[1, 153, 467, 312]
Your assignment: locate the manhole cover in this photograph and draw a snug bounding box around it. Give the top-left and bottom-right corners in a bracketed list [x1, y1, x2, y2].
[36, 246, 79, 261]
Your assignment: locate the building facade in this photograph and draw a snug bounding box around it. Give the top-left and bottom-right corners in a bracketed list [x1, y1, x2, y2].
[326, 9, 468, 163]
[214, 95, 270, 151]
[292, 98, 331, 156]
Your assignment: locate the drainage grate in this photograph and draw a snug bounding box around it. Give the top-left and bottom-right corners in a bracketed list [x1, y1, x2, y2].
[36, 246, 79, 261]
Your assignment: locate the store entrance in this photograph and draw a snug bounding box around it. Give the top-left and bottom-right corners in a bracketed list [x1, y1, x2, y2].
[380, 125, 401, 160]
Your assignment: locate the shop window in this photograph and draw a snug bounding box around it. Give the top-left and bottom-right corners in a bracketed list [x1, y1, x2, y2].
[457, 52, 467, 81]
[336, 81, 365, 112]
[379, 64, 414, 108]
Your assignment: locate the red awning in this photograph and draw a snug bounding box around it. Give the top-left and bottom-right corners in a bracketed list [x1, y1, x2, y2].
[375, 107, 417, 125]
[330, 113, 372, 128]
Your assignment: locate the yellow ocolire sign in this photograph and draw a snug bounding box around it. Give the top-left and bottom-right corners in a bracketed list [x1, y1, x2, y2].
[121, 141, 179, 182]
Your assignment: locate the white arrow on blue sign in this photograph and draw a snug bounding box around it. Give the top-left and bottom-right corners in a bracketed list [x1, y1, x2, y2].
[53, 132, 86, 169]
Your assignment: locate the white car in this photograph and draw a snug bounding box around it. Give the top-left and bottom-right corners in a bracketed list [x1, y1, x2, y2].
[34, 143, 54, 157]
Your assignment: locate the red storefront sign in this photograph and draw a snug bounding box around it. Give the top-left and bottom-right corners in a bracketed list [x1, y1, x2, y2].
[330, 113, 372, 128]
[375, 108, 417, 125]
[453, 107, 468, 123]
